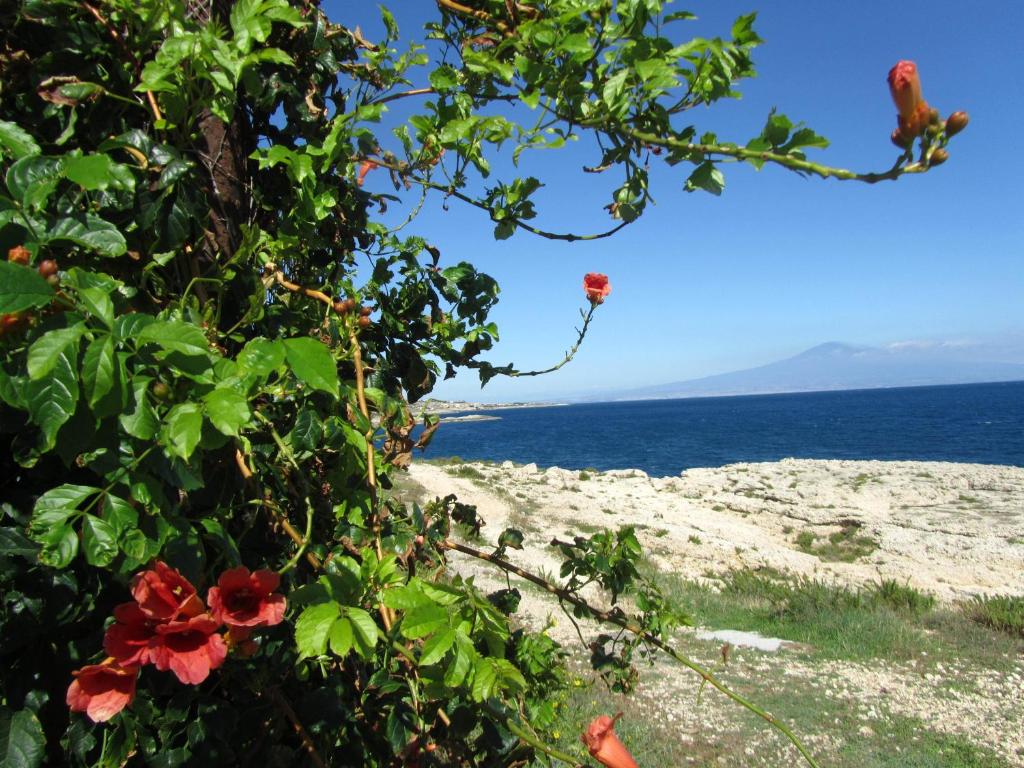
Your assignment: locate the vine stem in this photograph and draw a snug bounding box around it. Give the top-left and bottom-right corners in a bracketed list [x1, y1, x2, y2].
[500, 303, 597, 378]
[481, 702, 585, 767]
[266, 687, 328, 768]
[440, 540, 822, 768]
[624, 127, 925, 183]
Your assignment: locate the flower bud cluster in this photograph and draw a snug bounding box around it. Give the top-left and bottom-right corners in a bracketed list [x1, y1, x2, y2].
[887, 61, 968, 166]
[67, 562, 286, 722]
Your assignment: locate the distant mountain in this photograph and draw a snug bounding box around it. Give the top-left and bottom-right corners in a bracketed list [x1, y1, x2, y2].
[596, 341, 1024, 401]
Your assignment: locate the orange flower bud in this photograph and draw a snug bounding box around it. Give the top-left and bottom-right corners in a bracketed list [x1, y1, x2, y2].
[887, 61, 923, 121]
[945, 111, 969, 137]
[581, 714, 639, 768]
[929, 148, 949, 166]
[890, 128, 912, 149]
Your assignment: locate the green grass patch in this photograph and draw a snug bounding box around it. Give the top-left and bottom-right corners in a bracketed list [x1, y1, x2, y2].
[962, 594, 1024, 638]
[795, 521, 878, 562]
[653, 569, 1022, 666]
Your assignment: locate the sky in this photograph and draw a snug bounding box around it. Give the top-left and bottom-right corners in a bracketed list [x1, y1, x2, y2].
[327, 1, 1024, 402]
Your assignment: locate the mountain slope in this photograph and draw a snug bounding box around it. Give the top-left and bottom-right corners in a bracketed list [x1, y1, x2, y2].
[601, 341, 1024, 401]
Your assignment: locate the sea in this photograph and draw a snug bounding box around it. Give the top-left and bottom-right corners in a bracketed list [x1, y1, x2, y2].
[418, 381, 1024, 477]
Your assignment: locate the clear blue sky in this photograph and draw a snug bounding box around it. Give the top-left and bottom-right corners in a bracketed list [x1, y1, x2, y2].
[330, 1, 1024, 401]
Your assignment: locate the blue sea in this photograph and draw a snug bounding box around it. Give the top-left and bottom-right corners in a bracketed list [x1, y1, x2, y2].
[419, 381, 1024, 477]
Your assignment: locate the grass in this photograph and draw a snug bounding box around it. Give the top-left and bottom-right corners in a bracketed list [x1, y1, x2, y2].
[651, 568, 1022, 666]
[445, 464, 487, 480]
[962, 594, 1024, 638]
[794, 522, 878, 562]
[688, 534, 703, 545]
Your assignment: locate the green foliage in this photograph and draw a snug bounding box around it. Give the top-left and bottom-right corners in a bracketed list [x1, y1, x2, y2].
[0, 1, 937, 766]
[963, 594, 1024, 638]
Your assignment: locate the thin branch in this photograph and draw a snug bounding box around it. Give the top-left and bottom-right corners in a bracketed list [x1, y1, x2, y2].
[440, 539, 822, 768]
[369, 87, 436, 107]
[625, 127, 925, 183]
[267, 687, 328, 768]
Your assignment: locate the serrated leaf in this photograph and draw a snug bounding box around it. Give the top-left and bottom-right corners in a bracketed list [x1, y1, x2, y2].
[295, 602, 339, 658]
[162, 403, 203, 459]
[400, 604, 449, 639]
[81, 514, 117, 566]
[328, 616, 353, 657]
[289, 406, 321, 452]
[25, 349, 79, 450]
[684, 161, 725, 196]
[203, 388, 250, 436]
[136, 320, 208, 356]
[419, 628, 456, 667]
[345, 607, 379, 658]
[0, 121, 40, 159]
[81, 335, 116, 407]
[78, 287, 114, 327]
[237, 337, 284, 377]
[27, 324, 85, 380]
[471, 658, 499, 701]
[45, 215, 127, 258]
[283, 337, 338, 397]
[120, 377, 159, 440]
[381, 583, 432, 610]
[444, 633, 474, 687]
[103, 495, 139, 539]
[0, 262, 55, 314]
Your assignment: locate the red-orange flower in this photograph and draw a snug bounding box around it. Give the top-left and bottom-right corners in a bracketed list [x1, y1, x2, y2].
[207, 566, 286, 629]
[583, 273, 611, 305]
[104, 602, 162, 667]
[581, 714, 638, 768]
[66, 661, 138, 723]
[887, 60, 930, 141]
[357, 160, 378, 186]
[131, 561, 204, 621]
[150, 614, 227, 685]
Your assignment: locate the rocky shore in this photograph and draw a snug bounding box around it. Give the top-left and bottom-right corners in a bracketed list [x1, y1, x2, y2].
[405, 458, 1024, 766]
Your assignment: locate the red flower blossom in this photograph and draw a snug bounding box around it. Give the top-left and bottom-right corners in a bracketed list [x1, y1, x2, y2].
[104, 602, 162, 667]
[207, 566, 286, 629]
[151, 614, 227, 685]
[583, 273, 611, 305]
[357, 160, 378, 186]
[131, 561, 204, 621]
[581, 714, 639, 768]
[887, 60, 930, 141]
[66, 661, 138, 723]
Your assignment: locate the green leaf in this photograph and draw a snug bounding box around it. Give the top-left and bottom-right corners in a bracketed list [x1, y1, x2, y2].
[0, 528, 38, 559]
[45, 215, 127, 258]
[0, 121, 40, 159]
[684, 162, 725, 196]
[327, 616, 354, 657]
[444, 633, 474, 687]
[34, 483, 98, 514]
[0, 262, 55, 314]
[345, 607, 379, 659]
[81, 515, 118, 566]
[428, 65, 459, 92]
[6, 155, 63, 210]
[418, 628, 456, 667]
[120, 377, 159, 440]
[78, 287, 114, 327]
[1, 708, 46, 768]
[25, 348, 79, 450]
[237, 337, 284, 377]
[471, 658, 499, 701]
[81, 335, 116, 407]
[289, 406, 321, 452]
[400, 604, 448, 639]
[26, 324, 85, 380]
[295, 602, 339, 658]
[283, 337, 338, 397]
[137, 320, 209, 356]
[63, 154, 116, 191]
[203, 388, 250, 436]
[103, 495, 139, 539]
[163, 403, 203, 459]
[763, 111, 793, 147]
